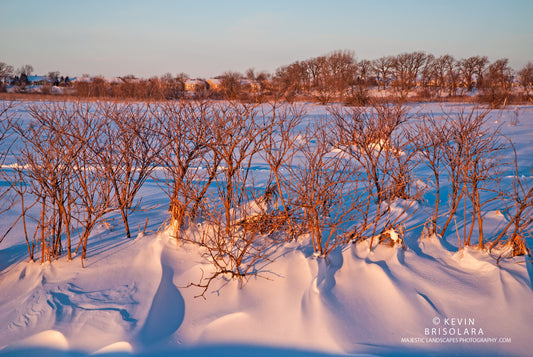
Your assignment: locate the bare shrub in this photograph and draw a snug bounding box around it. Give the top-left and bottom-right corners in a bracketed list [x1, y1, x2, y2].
[329, 101, 420, 250]
[343, 86, 370, 106]
[200, 102, 266, 236]
[290, 121, 368, 256]
[259, 102, 306, 239]
[152, 100, 220, 239]
[94, 102, 160, 238]
[489, 145, 533, 256]
[13, 101, 111, 265]
[8, 164, 37, 259]
[14, 102, 82, 262]
[67, 111, 112, 265]
[0, 101, 18, 245]
[1, 102, 40, 259]
[440, 107, 506, 248]
[329, 102, 410, 201]
[182, 102, 276, 297]
[406, 114, 449, 236]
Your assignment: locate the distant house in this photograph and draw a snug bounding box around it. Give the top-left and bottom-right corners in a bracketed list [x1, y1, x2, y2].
[101, 77, 124, 84]
[185, 79, 208, 92]
[71, 76, 123, 84]
[239, 79, 261, 92]
[71, 76, 88, 83]
[121, 76, 141, 84]
[207, 78, 222, 91]
[27, 76, 50, 86]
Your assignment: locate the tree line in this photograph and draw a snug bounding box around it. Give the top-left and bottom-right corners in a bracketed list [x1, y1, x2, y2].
[2, 51, 533, 106]
[273, 51, 533, 106]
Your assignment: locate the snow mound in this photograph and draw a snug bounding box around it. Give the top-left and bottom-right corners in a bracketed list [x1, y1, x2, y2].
[10, 330, 68, 350]
[93, 341, 133, 354]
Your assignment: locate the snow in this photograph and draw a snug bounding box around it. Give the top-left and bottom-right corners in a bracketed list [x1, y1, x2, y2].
[9, 330, 69, 351]
[0, 101, 532, 356]
[384, 228, 399, 242]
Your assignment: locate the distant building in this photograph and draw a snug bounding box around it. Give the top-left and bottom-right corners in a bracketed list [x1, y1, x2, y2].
[239, 79, 261, 92]
[185, 79, 208, 92]
[71, 76, 123, 84]
[26, 76, 50, 86]
[207, 78, 222, 91]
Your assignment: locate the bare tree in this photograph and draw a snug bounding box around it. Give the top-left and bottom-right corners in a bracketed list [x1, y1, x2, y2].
[273, 61, 307, 102]
[434, 55, 458, 97]
[482, 58, 514, 107]
[305, 57, 322, 93]
[458, 56, 488, 92]
[17, 64, 33, 77]
[327, 50, 357, 101]
[47, 71, 60, 85]
[371, 56, 394, 91]
[418, 54, 436, 94]
[391, 52, 429, 98]
[219, 71, 243, 100]
[472, 56, 489, 89]
[518, 62, 533, 97]
[159, 72, 187, 99]
[312, 55, 334, 104]
[0, 62, 14, 89]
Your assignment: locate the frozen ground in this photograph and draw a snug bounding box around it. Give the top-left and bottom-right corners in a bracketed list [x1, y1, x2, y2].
[0, 102, 532, 356]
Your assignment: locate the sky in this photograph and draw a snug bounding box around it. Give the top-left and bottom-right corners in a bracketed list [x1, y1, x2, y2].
[1, 0, 532, 78]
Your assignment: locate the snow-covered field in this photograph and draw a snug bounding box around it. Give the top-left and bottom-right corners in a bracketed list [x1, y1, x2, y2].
[0, 101, 532, 357]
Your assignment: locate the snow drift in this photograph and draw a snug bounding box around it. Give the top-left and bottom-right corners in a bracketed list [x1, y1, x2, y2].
[0, 102, 532, 356]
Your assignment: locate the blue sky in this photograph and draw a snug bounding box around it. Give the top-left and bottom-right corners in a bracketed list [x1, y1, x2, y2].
[1, 0, 532, 78]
